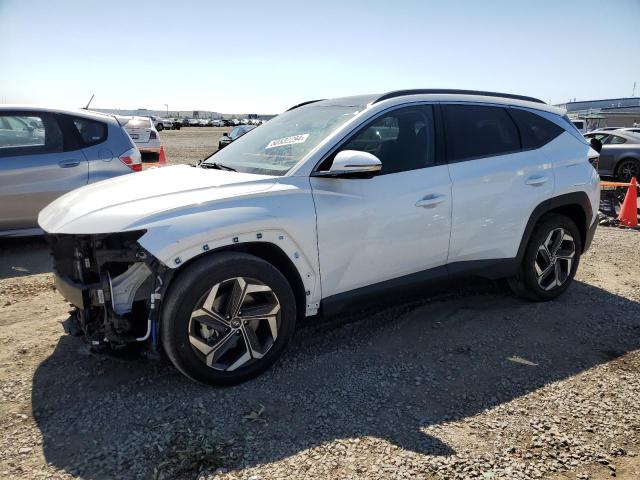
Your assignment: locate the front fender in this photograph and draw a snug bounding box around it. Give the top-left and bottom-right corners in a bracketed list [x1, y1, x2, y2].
[138, 202, 321, 316]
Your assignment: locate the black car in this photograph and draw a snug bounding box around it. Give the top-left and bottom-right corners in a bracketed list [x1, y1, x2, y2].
[218, 125, 256, 150]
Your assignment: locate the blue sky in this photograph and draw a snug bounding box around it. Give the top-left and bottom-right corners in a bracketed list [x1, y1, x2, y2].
[1, 0, 639, 113]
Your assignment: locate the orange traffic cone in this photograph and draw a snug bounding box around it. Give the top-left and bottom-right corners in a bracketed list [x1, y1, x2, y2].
[618, 177, 638, 227]
[158, 146, 167, 166]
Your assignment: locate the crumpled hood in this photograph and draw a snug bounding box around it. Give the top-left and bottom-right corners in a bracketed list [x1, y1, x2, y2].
[38, 165, 277, 234]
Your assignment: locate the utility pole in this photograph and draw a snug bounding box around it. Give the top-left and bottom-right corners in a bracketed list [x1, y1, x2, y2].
[633, 82, 637, 97]
[164, 104, 169, 116]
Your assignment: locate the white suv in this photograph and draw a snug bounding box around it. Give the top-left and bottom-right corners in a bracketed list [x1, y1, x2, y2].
[39, 90, 600, 385]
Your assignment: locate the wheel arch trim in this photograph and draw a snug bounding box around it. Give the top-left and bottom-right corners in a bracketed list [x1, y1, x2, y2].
[150, 229, 319, 316]
[516, 192, 593, 261]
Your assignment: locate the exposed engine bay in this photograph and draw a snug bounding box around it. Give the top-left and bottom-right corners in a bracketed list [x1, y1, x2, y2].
[46, 231, 171, 351]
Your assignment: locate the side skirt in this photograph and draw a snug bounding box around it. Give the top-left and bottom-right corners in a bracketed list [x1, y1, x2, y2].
[320, 258, 519, 318]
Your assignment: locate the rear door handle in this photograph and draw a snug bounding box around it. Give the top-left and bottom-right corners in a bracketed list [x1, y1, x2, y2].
[525, 175, 549, 186]
[415, 194, 447, 208]
[59, 160, 80, 168]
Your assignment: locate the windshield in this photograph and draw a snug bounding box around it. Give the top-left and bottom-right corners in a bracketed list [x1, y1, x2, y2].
[203, 105, 362, 175]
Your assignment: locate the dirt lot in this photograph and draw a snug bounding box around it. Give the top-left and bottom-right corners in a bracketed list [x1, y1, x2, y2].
[159, 127, 225, 166]
[1, 128, 640, 480]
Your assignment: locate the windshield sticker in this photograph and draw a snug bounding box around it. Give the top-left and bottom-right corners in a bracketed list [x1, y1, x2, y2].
[265, 134, 309, 149]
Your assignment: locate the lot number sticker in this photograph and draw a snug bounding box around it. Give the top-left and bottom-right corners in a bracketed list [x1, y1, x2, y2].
[265, 134, 309, 149]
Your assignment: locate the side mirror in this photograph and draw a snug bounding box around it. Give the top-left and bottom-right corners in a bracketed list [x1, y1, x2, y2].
[222, 132, 229, 137]
[314, 150, 382, 178]
[590, 138, 603, 153]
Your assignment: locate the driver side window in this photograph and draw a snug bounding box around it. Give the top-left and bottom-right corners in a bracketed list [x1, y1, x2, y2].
[336, 105, 435, 175]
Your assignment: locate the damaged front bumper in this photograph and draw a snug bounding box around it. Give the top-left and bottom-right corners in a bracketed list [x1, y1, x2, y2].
[46, 230, 171, 350]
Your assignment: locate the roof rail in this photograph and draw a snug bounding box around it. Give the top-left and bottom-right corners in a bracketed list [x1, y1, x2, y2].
[373, 89, 545, 105]
[286, 99, 326, 111]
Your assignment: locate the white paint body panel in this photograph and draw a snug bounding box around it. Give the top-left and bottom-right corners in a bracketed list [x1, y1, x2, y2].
[542, 133, 600, 226]
[38, 166, 322, 315]
[448, 148, 555, 262]
[38, 93, 600, 319]
[311, 165, 451, 297]
[38, 165, 277, 234]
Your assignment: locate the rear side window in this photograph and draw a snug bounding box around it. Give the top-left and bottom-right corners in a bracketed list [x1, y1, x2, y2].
[509, 109, 564, 149]
[442, 105, 520, 161]
[606, 135, 626, 145]
[72, 117, 107, 146]
[0, 113, 64, 157]
[585, 133, 609, 142]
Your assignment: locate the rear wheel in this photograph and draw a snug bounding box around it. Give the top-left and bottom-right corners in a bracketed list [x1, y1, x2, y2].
[157, 124, 164, 131]
[161, 252, 296, 385]
[508, 214, 581, 301]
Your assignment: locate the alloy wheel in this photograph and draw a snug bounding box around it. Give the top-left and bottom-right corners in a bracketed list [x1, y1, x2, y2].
[618, 160, 639, 183]
[535, 228, 576, 291]
[188, 277, 280, 371]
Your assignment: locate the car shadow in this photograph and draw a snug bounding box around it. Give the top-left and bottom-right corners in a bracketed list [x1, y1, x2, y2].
[0, 237, 52, 279]
[32, 280, 640, 479]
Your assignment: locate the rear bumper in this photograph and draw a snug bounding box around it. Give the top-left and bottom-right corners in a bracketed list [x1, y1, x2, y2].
[137, 146, 161, 153]
[584, 218, 598, 252]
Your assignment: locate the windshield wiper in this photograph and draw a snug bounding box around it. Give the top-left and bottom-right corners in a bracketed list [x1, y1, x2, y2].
[200, 162, 236, 172]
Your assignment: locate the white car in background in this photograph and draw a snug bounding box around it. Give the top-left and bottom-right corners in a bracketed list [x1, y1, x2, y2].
[144, 115, 164, 131]
[118, 116, 162, 161]
[160, 118, 174, 130]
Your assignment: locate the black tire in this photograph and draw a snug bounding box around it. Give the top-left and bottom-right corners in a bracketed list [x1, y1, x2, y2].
[161, 252, 297, 385]
[157, 124, 164, 131]
[508, 214, 582, 302]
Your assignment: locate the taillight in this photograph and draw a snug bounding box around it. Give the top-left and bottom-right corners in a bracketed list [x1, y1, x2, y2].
[150, 130, 157, 139]
[119, 147, 142, 172]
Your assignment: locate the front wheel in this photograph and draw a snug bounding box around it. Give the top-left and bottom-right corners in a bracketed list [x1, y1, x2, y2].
[508, 214, 582, 301]
[161, 252, 297, 385]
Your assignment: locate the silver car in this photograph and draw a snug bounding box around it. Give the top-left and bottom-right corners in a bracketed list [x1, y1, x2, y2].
[0, 106, 140, 236]
[584, 130, 640, 182]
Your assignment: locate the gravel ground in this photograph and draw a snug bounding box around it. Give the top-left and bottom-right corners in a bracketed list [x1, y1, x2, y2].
[158, 127, 223, 166]
[1, 129, 639, 479]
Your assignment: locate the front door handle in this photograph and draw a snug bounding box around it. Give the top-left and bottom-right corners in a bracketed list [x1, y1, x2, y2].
[59, 160, 80, 168]
[525, 175, 549, 186]
[415, 194, 447, 208]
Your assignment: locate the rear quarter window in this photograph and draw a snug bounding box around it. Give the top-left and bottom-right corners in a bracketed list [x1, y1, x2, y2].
[72, 117, 107, 146]
[606, 135, 627, 145]
[509, 109, 564, 149]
